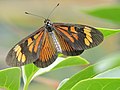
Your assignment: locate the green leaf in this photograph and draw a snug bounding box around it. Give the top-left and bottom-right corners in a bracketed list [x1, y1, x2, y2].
[0, 67, 21, 90]
[86, 6, 120, 24]
[52, 56, 89, 70]
[71, 78, 120, 90]
[22, 64, 39, 90]
[22, 63, 39, 83]
[97, 28, 120, 37]
[22, 56, 89, 90]
[58, 53, 120, 90]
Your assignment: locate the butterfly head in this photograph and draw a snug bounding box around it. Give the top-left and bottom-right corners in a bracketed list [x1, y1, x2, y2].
[44, 19, 53, 32]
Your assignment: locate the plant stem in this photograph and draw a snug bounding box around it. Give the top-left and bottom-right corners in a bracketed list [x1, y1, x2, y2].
[23, 81, 30, 90]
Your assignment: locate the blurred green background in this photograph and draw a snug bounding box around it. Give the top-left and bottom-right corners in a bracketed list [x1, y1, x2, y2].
[0, 0, 120, 90]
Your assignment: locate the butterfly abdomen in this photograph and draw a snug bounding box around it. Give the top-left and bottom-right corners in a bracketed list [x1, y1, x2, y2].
[49, 31, 62, 53]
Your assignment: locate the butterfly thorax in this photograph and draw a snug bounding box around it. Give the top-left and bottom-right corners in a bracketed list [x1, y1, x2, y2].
[44, 19, 53, 32]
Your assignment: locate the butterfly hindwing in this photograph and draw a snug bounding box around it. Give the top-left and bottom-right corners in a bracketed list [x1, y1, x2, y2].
[6, 27, 45, 67]
[53, 23, 103, 50]
[54, 31, 84, 56]
[33, 31, 57, 68]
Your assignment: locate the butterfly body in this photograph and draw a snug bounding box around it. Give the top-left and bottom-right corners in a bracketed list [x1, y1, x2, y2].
[6, 18, 104, 68]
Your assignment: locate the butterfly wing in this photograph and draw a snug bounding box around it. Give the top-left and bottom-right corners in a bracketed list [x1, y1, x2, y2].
[54, 31, 84, 56]
[53, 23, 103, 50]
[33, 31, 57, 68]
[6, 27, 45, 67]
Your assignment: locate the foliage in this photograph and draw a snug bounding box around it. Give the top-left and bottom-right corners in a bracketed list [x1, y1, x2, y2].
[85, 6, 120, 24]
[0, 68, 21, 90]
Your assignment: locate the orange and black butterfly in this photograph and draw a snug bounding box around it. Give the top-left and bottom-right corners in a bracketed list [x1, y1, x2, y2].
[6, 4, 104, 68]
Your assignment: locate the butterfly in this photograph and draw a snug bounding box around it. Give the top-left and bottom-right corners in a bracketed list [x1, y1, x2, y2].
[6, 4, 104, 68]
[6, 18, 103, 68]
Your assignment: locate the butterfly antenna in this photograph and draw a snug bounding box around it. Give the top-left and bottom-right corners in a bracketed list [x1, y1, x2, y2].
[25, 11, 46, 20]
[47, 3, 60, 19]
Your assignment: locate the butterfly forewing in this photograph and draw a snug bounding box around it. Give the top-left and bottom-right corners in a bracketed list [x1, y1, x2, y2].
[33, 31, 57, 68]
[6, 27, 45, 67]
[53, 23, 103, 50]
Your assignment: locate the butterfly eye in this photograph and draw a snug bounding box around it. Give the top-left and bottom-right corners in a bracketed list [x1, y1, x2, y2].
[44, 19, 51, 24]
[47, 23, 51, 25]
